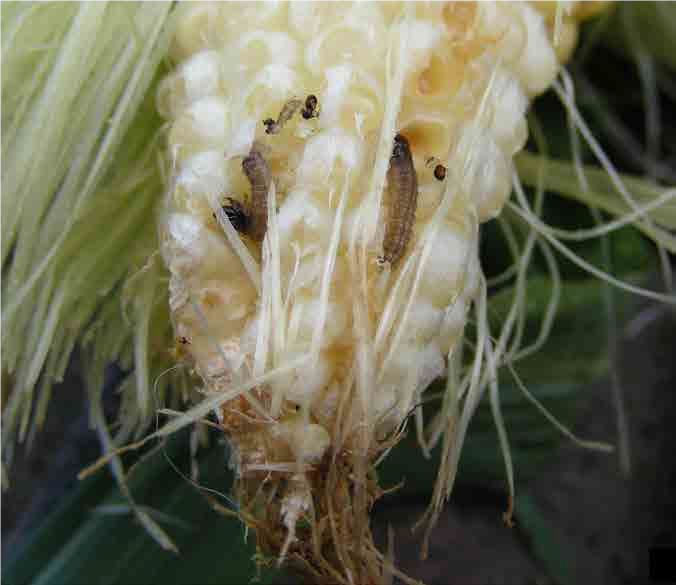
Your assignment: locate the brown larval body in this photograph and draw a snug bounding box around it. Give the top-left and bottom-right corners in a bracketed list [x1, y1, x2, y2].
[264, 98, 304, 135]
[242, 147, 271, 242]
[382, 134, 418, 266]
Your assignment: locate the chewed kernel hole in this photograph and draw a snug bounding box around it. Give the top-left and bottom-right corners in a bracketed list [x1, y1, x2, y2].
[400, 120, 450, 163]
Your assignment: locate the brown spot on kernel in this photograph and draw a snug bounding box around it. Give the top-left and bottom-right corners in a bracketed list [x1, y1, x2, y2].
[434, 164, 447, 181]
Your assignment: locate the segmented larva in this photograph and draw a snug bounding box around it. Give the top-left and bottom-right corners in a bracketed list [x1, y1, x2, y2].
[381, 133, 418, 265]
[263, 98, 303, 135]
[263, 95, 320, 134]
[242, 146, 271, 242]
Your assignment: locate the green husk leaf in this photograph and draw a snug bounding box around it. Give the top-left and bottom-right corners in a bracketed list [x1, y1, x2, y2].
[3, 429, 291, 585]
[605, 2, 676, 71]
[514, 152, 676, 253]
[514, 491, 576, 585]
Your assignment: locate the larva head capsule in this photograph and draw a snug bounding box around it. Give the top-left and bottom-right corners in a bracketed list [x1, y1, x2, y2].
[301, 94, 319, 119]
[391, 133, 411, 162]
[221, 198, 249, 233]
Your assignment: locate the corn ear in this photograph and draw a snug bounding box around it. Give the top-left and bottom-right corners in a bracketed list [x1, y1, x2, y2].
[156, 2, 599, 581]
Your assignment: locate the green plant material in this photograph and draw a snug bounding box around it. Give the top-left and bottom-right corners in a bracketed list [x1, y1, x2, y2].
[514, 151, 676, 253]
[1, 2, 176, 460]
[605, 2, 676, 71]
[514, 491, 576, 585]
[377, 381, 578, 495]
[2, 429, 291, 585]
[380, 266, 640, 494]
[4, 185, 651, 575]
[5, 264, 643, 584]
